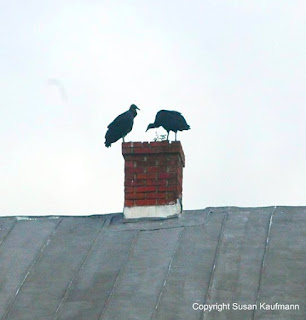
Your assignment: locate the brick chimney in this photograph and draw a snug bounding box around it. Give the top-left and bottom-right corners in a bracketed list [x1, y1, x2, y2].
[122, 141, 185, 219]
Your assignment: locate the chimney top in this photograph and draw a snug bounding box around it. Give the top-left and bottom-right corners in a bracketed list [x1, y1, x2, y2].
[122, 141, 185, 167]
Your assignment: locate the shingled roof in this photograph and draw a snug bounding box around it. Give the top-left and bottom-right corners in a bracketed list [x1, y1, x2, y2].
[0, 206, 305, 319]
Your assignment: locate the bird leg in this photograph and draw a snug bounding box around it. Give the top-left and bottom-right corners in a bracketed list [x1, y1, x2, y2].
[122, 137, 125, 143]
[175, 132, 177, 141]
[166, 131, 169, 141]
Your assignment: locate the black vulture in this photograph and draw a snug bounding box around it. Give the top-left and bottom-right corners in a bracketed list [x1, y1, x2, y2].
[146, 110, 190, 141]
[105, 104, 140, 147]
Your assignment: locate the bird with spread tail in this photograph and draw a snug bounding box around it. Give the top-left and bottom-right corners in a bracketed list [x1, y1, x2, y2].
[146, 110, 190, 141]
[105, 104, 140, 147]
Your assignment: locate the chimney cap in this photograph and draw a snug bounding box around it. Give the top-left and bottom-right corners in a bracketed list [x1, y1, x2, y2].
[122, 141, 185, 167]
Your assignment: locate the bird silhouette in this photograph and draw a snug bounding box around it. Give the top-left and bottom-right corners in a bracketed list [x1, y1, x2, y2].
[105, 104, 140, 147]
[146, 110, 190, 141]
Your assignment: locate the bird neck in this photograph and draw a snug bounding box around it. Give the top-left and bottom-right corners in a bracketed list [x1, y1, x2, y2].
[130, 109, 137, 117]
[149, 123, 159, 129]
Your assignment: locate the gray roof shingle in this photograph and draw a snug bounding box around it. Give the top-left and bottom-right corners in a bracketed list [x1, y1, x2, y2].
[0, 206, 305, 320]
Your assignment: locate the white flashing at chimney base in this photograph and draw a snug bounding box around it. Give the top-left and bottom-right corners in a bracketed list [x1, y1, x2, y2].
[123, 200, 182, 219]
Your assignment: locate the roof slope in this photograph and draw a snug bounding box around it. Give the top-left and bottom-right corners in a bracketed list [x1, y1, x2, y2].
[0, 207, 305, 320]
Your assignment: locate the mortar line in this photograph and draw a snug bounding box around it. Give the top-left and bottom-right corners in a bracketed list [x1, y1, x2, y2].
[53, 217, 109, 319]
[252, 206, 277, 320]
[151, 227, 185, 320]
[201, 208, 230, 320]
[2, 218, 63, 320]
[98, 230, 140, 320]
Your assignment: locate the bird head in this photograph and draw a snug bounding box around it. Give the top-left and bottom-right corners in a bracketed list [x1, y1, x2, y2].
[130, 104, 139, 117]
[130, 104, 140, 111]
[146, 123, 156, 132]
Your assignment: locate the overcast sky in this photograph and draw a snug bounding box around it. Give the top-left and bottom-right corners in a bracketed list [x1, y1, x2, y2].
[1, 0, 305, 216]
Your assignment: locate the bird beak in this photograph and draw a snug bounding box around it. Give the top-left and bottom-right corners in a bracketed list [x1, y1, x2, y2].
[136, 106, 140, 110]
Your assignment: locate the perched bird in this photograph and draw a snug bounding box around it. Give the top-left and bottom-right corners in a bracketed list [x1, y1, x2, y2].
[105, 104, 140, 147]
[146, 110, 190, 141]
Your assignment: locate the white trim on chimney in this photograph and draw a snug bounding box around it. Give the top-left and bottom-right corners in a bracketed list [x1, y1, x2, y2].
[123, 200, 182, 219]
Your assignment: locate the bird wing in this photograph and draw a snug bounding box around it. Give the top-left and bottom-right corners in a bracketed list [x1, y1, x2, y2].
[159, 110, 182, 116]
[107, 111, 133, 129]
[157, 110, 189, 132]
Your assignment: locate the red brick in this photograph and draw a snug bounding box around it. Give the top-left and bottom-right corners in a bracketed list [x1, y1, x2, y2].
[125, 180, 146, 187]
[146, 179, 167, 186]
[151, 155, 165, 161]
[123, 142, 149, 148]
[158, 185, 178, 192]
[125, 173, 135, 180]
[158, 172, 170, 179]
[168, 179, 178, 185]
[169, 145, 181, 153]
[166, 192, 177, 200]
[141, 160, 157, 166]
[158, 157, 178, 166]
[146, 193, 166, 199]
[149, 141, 170, 147]
[151, 147, 166, 153]
[122, 142, 134, 148]
[134, 199, 157, 206]
[168, 166, 179, 173]
[124, 200, 134, 207]
[125, 193, 145, 200]
[159, 172, 176, 179]
[135, 186, 156, 193]
[133, 148, 152, 154]
[134, 160, 147, 167]
[146, 166, 159, 173]
[124, 155, 146, 161]
[171, 159, 180, 166]
[136, 173, 156, 180]
[125, 161, 134, 168]
[125, 167, 145, 174]
[130, 142, 145, 147]
[141, 165, 167, 173]
[124, 187, 134, 193]
[122, 147, 133, 155]
[162, 147, 175, 153]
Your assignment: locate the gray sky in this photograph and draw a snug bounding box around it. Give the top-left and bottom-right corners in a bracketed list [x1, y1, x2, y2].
[1, 0, 305, 216]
